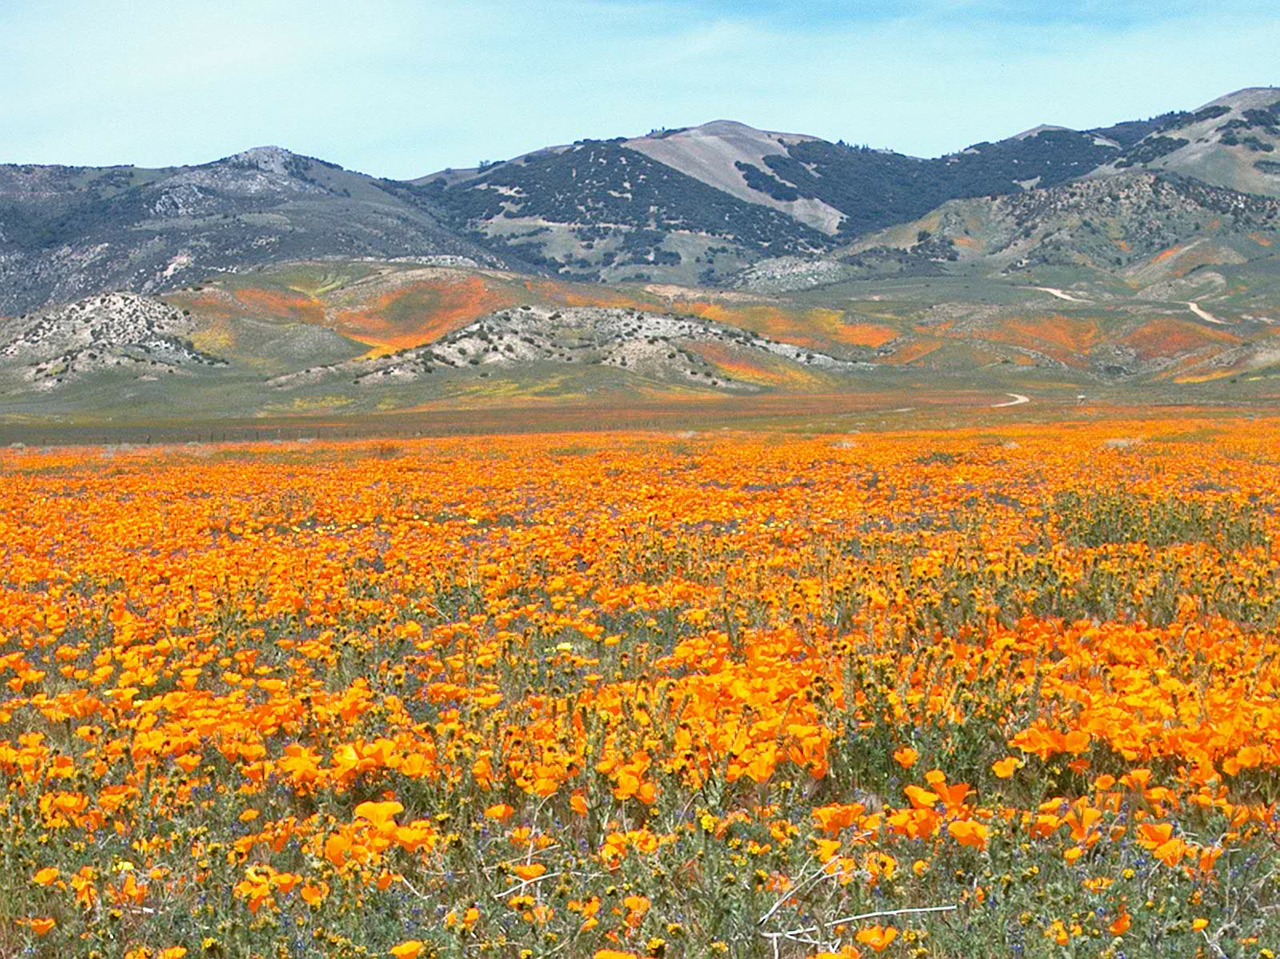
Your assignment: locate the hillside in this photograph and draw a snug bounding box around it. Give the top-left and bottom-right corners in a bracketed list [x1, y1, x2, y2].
[0, 147, 508, 316]
[0, 292, 224, 393]
[408, 138, 830, 288]
[624, 121, 848, 234]
[6, 255, 1280, 428]
[844, 172, 1280, 285]
[270, 305, 865, 401]
[407, 95, 1280, 285]
[4, 87, 1280, 316]
[0, 268, 883, 420]
[4, 87, 1280, 427]
[413, 121, 1136, 282]
[1091, 87, 1280, 197]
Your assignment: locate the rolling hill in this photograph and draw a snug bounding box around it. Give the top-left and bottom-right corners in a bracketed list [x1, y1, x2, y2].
[842, 171, 1280, 287]
[0, 147, 510, 316]
[6, 252, 1280, 428]
[1091, 87, 1280, 197]
[5, 87, 1276, 317]
[5, 87, 1280, 427]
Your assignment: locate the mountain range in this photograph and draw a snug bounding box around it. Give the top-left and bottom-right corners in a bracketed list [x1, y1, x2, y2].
[3, 87, 1280, 426]
[2, 87, 1278, 313]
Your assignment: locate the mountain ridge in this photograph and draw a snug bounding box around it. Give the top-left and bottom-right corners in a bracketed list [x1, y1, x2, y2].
[2, 86, 1279, 317]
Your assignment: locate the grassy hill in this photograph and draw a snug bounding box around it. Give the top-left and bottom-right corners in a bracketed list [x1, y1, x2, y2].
[1092, 87, 1280, 197]
[5, 88, 1280, 430]
[5, 253, 1280, 431]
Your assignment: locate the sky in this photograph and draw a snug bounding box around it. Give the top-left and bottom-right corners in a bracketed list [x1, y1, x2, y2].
[1, 0, 1278, 179]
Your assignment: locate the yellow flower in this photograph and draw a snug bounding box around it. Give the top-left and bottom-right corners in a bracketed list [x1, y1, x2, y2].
[992, 756, 1020, 779]
[32, 867, 60, 887]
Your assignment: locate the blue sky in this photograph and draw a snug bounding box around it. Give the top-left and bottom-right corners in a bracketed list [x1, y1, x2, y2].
[1, 0, 1277, 179]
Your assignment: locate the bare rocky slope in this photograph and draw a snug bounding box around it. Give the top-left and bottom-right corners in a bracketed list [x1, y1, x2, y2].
[270, 306, 867, 395]
[0, 292, 223, 391]
[0, 147, 510, 316]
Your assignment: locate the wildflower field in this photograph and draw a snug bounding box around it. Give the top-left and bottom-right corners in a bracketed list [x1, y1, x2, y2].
[2, 420, 1280, 959]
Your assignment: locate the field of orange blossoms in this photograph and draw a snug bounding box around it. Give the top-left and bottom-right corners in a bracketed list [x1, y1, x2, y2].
[2, 420, 1280, 959]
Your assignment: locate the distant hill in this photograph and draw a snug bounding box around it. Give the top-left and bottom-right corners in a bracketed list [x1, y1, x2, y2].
[4, 89, 1280, 313]
[0, 147, 508, 315]
[406, 136, 830, 288]
[4, 89, 1280, 317]
[410, 91, 1280, 285]
[618, 119, 1131, 235]
[4, 86, 1280, 424]
[844, 171, 1280, 288]
[1088, 87, 1280, 196]
[411, 120, 1137, 284]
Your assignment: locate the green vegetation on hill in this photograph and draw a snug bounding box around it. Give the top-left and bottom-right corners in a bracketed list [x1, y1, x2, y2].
[0, 151, 507, 316]
[749, 131, 1122, 236]
[1089, 112, 1187, 148]
[5, 87, 1280, 327]
[412, 142, 827, 268]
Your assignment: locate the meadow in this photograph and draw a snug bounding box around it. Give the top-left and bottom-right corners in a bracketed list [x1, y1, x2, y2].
[1, 420, 1278, 958]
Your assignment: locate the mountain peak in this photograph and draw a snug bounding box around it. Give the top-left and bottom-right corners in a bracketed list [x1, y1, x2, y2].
[1012, 124, 1074, 140]
[225, 146, 300, 175]
[647, 119, 818, 144]
[689, 119, 766, 136]
[1202, 86, 1280, 112]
